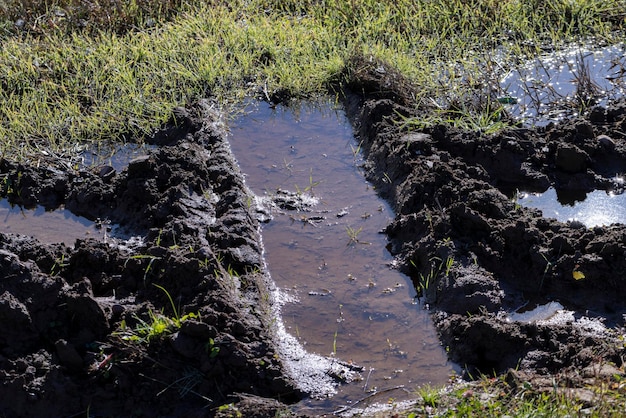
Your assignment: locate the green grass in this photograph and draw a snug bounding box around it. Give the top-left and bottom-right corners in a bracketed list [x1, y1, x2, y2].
[0, 0, 623, 160]
[114, 284, 200, 344]
[376, 373, 626, 417]
[440, 376, 626, 417]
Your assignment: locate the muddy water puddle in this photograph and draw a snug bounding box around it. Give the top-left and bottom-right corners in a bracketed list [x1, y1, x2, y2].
[518, 187, 626, 227]
[0, 143, 151, 246]
[502, 44, 626, 225]
[0, 200, 98, 245]
[229, 100, 456, 412]
[80, 142, 154, 170]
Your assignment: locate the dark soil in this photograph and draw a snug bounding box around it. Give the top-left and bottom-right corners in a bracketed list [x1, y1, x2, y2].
[2, 54, 626, 417]
[341, 55, 626, 389]
[0, 101, 302, 417]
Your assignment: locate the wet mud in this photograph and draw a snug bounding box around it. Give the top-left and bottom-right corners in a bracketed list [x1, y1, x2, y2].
[0, 102, 304, 417]
[341, 55, 626, 387]
[2, 53, 626, 417]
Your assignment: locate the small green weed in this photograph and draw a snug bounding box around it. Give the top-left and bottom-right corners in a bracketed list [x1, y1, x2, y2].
[345, 225, 370, 246]
[115, 284, 198, 343]
[443, 255, 454, 277]
[216, 403, 242, 418]
[411, 257, 438, 295]
[118, 310, 177, 343]
[50, 254, 69, 276]
[205, 338, 220, 358]
[350, 140, 363, 160]
[512, 189, 523, 211]
[0, 172, 22, 200]
[417, 384, 440, 408]
[294, 169, 321, 196]
[540, 252, 555, 290]
[125, 254, 161, 284]
[411, 254, 454, 297]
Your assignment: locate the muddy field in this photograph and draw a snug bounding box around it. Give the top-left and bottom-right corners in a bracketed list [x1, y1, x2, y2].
[2, 55, 626, 416]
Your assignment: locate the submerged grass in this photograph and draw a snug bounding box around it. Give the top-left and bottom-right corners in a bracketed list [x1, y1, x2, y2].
[0, 0, 624, 159]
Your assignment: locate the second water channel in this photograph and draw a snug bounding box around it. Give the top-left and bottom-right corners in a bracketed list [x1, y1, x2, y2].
[228, 100, 457, 413]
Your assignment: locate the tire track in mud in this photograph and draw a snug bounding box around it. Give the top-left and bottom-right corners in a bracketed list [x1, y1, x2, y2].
[341, 54, 626, 385]
[0, 100, 341, 417]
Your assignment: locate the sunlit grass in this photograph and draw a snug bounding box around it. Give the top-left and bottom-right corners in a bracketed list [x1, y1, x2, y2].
[405, 372, 626, 417]
[0, 0, 623, 159]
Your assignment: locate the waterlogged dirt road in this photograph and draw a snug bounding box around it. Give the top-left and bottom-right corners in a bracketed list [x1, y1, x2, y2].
[2, 55, 626, 417]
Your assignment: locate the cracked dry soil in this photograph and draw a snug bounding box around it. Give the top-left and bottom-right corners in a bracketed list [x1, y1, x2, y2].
[2, 56, 626, 416]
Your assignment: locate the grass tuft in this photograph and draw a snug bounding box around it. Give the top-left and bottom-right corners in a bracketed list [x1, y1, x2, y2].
[0, 0, 622, 160]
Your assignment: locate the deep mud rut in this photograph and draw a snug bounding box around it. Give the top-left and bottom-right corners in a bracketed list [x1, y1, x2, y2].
[2, 55, 626, 417]
[0, 102, 303, 417]
[342, 56, 626, 395]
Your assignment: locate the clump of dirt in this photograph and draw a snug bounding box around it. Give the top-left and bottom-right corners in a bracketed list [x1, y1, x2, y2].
[0, 100, 307, 417]
[341, 54, 626, 387]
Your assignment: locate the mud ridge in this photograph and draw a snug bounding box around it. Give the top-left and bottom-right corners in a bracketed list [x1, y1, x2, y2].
[0, 100, 315, 417]
[341, 54, 626, 383]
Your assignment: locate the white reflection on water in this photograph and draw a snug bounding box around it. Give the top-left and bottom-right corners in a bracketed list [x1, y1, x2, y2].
[518, 187, 626, 227]
[500, 43, 626, 126]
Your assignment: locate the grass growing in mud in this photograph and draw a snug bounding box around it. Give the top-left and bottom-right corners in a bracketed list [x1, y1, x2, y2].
[0, 0, 624, 159]
[396, 372, 626, 418]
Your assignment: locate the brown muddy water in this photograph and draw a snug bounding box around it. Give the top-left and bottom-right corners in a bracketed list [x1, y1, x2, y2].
[0, 200, 98, 245]
[0, 143, 153, 246]
[228, 100, 457, 413]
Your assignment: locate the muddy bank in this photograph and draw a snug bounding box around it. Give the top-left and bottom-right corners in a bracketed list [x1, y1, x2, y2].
[341, 55, 626, 383]
[0, 101, 313, 417]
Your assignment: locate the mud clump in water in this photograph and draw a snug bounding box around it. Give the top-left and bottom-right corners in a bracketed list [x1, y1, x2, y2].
[341, 54, 626, 387]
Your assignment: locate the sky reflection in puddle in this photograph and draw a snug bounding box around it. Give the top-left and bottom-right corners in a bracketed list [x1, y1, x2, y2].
[518, 187, 626, 227]
[501, 43, 626, 125]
